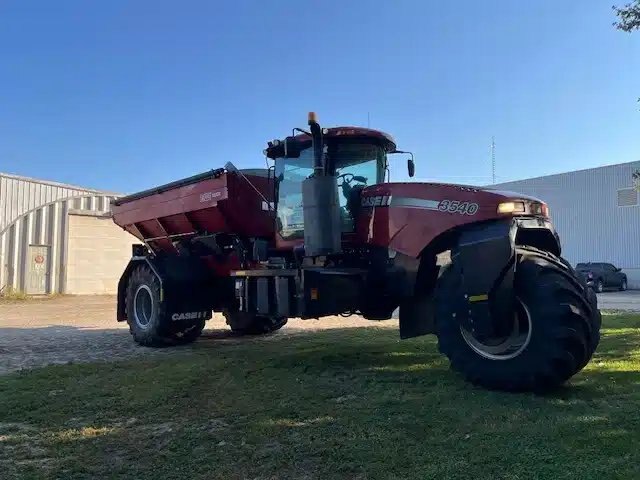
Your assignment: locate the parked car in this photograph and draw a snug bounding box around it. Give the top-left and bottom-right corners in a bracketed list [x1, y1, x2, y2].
[575, 262, 627, 292]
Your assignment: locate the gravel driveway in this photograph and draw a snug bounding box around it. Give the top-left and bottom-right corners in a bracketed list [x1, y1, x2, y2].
[0, 296, 394, 376]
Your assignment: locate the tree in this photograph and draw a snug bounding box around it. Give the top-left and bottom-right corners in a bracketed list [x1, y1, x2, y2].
[614, 2, 640, 106]
[613, 1, 640, 32]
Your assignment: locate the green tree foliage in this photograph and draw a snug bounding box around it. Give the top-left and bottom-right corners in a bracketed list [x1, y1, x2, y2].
[614, 1, 640, 32]
[613, 2, 640, 106]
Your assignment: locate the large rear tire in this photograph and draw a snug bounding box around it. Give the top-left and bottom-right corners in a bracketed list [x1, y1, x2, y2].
[125, 265, 204, 347]
[435, 246, 600, 392]
[223, 311, 287, 335]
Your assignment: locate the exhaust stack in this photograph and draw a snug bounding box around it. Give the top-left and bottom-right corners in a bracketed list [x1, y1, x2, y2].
[301, 112, 341, 256]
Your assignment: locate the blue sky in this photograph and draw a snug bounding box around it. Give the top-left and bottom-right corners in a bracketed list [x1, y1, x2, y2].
[0, 0, 638, 193]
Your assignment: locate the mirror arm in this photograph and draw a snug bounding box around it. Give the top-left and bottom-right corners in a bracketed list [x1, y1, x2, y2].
[392, 150, 416, 177]
[394, 150, 415, 163]
[293, 127, 311, 136]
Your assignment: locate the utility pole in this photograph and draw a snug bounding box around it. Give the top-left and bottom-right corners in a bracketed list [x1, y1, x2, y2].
[491, 136, 496, 184]
[367, 112, 370, 128]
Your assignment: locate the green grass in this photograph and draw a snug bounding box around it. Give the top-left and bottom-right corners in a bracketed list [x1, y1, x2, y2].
[1, 315, 640, 480]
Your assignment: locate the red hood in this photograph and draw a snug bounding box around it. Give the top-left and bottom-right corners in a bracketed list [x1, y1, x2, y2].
[482, 188, 544, 203]
[362, 182, 544, 204]
[356, 182, 549, 258]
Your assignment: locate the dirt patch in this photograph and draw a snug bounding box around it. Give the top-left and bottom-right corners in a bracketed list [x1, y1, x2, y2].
[0, 295, 395, 375]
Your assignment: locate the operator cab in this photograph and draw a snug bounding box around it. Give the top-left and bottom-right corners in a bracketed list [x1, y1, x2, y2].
[266, 127, 397, 241]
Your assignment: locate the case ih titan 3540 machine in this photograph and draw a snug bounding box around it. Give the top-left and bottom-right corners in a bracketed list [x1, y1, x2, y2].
[112, 113, 600, 392]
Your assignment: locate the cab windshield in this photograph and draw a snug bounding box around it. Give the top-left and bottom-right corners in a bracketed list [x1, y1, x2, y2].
[274, 142, 386, 240]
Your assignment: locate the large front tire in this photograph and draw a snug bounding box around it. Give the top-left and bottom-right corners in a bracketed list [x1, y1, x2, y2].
[435, 246, 600, 392]
[125, 265, 204, 347]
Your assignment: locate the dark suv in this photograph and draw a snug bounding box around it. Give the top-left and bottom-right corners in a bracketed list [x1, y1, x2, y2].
[576, 262, 628, 292]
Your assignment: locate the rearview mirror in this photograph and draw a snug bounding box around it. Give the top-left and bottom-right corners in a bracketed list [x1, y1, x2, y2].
[616, 267, 622, 272]
[407, 158, 415, 178]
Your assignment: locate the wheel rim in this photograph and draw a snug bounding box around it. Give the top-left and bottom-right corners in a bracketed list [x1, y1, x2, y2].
[133, 285, 154, 329]
[597, 282, 603, 293]
[460, 298, 532, 361]
[623, 281, 627, 290]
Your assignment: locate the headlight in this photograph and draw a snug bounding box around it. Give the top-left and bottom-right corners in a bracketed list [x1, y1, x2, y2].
[497, 201, 526, 214]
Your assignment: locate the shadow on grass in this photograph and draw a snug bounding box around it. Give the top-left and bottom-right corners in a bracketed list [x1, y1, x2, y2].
[593, 333, 640, 360]
[2, 318, 638, 392]
[600, 312, 640, 329]
[2, 318, 640, 479]
[9, 340, 638, 479]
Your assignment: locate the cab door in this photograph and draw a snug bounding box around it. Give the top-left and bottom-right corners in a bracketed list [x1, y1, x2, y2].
[273, 149, 313, 251]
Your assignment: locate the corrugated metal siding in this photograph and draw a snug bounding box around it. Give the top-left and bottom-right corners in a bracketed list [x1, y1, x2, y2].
[0, 173, 120, 294]
[0, 172, 101, 232]
[493, 161, 640, 287]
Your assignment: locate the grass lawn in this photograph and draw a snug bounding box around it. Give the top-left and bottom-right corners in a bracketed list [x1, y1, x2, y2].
[1, 315, 639, 480]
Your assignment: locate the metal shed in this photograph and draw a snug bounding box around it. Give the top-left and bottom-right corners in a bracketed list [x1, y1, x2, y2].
[492, 160, 640, 288]
[0, 172, 133, 294]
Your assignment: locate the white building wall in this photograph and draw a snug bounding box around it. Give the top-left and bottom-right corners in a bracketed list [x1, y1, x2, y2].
[493, 161, 640, 288]
[0, 172, 121, 294]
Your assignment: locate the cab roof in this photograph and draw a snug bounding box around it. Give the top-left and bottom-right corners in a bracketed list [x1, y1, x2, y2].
[265, 126, 396, 159]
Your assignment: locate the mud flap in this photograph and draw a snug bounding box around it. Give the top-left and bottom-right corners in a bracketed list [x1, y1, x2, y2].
[399, 293, 436, 339]
[451, 220, 516, 339]
[117, 254, 222, 322]
[399, 220, 515, 340]
[399, 252, 439, 339]
[117, 256, 158, 322]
